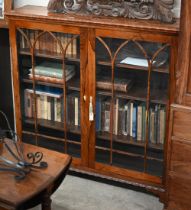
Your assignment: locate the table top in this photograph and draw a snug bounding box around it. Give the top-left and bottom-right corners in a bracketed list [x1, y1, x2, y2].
[0, 139, 72, 208]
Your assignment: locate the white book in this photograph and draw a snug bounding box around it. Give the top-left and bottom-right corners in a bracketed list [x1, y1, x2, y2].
[37, 96, 41, 119]
[40, 95, 45, 119]
[120, 57, 156, 67]
[130, 102, 134, 137]
[43, 95, 48, 120]
[75, 97, 79, 126]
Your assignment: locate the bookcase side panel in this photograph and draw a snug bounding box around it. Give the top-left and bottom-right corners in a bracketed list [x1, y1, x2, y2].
[9, 20, 22, 139]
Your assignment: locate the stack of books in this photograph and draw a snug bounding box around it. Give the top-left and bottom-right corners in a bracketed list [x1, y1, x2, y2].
[28, 62, 75, 84]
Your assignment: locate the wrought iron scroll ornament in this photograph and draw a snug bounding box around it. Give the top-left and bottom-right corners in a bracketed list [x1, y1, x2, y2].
[0, 111, 48, 181]
[47, 0, 174, 23]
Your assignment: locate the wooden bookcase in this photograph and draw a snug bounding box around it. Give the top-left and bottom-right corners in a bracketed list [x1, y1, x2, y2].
[165, 1, 191, 210]
[0, 0, 12, 28]
[6, 5, 179, 201]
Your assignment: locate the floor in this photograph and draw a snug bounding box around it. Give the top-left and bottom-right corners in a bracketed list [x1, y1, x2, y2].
[31, 175, 164, 210]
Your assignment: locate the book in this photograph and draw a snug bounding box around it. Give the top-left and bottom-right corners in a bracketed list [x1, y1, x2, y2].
[25, 88, 62, 98]
[102, 99, 111, 132]
[96, 77, 133, 93]
[24, 89, 33, 118]
[132, 103, 137, 139]
[120, 57, 150, 67]
[29, 62, 75, 79]
[120, 51, 168, 68]
[29, 70, 75, 83]
[123, 101, 131, 136]
[137, 104, 143, 141]
[129, 102, 134, 137]
[96, 96, 104, 132]
[142, 104, 146, 141]
[159, 107, 166, 144]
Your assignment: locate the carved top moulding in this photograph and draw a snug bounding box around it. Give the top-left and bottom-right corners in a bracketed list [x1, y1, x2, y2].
[47, 0, 175, 23]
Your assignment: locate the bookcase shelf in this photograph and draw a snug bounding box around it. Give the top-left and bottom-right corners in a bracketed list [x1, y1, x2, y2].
[96, 87, 168, 105]
[21, 78, 167, 104]
[24, 117, 163, 151]
[24, 118, 81, 134]
[97, 131, 164, 151]
[20, 49, 80, 63]
[7, 5, 179, 198]
[97, 60, 169, 74]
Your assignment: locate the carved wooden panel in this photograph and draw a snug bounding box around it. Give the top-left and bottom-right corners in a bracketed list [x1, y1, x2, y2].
[170, 140, 191, 175]
[47, 0, 174, 23]
[168, 175, 191, 210]
[172, 110, 191, 140]
[175, 0, 191, 106]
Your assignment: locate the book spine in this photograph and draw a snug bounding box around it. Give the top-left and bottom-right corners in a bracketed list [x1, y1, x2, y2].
[24, 90, 32, 118]
[142, 104, 146, 141]
[43, 95, 48, 120]
[130, 102, 134, 137]
[159, 108, 166, 144]
[137, 104, 142, 141]
[132, 103, 137, 139]
[75, 96, 79, 126]
[114, 98, 119, 135]
[122, 104, 128, 136]
[37, 95, 41, 119]
[97, 81, 128, 92]
[96, 98, 102, 132]
[47, 96, 51, 121]
[118, 106, 124, 136]
[104, 101, 111, 132]
[51, 97, 55, 121]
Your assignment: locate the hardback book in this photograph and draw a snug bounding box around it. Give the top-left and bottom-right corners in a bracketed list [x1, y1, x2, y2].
[141, 104, 146, 141]
[149, 107, 156, 144]
[102, 98, 111, 132]
[67, 92, 80, 127]
[137, 103, 143, 141]
[129, 102, 134, 137]
[159, 107, 166, 144]
[29, 70, 75, 84]
[96, 76, 133, 93]
[123, 101, 131, 136]
[132, 103, 137, 139]
[96, 96, 105, 132]
[25, 88, 62, 98]
[24, 89, 33, 118]
[29, 62, 75, 79]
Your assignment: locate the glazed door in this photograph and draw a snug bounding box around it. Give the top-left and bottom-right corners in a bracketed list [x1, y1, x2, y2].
[9, 21, 88, 166]
[88, 28, 173, 184]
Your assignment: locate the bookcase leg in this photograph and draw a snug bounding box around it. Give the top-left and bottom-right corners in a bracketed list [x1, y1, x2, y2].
[41, 193, 52, 210]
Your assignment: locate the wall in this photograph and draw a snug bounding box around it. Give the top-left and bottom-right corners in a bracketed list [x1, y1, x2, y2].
[0, 29, 14, 129]
[14, 0, 181, 18]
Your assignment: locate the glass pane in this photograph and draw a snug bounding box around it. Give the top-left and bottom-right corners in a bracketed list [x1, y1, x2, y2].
[95, 37, 170, 177]
[17, 28, 81, 158]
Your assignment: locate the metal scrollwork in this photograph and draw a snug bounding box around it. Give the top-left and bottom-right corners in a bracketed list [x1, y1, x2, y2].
[47, 0, 174, 23]
[0, 130, 48, 180]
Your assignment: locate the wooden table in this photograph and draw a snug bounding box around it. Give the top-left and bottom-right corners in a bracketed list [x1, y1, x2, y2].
[0, 140, 72, 210]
